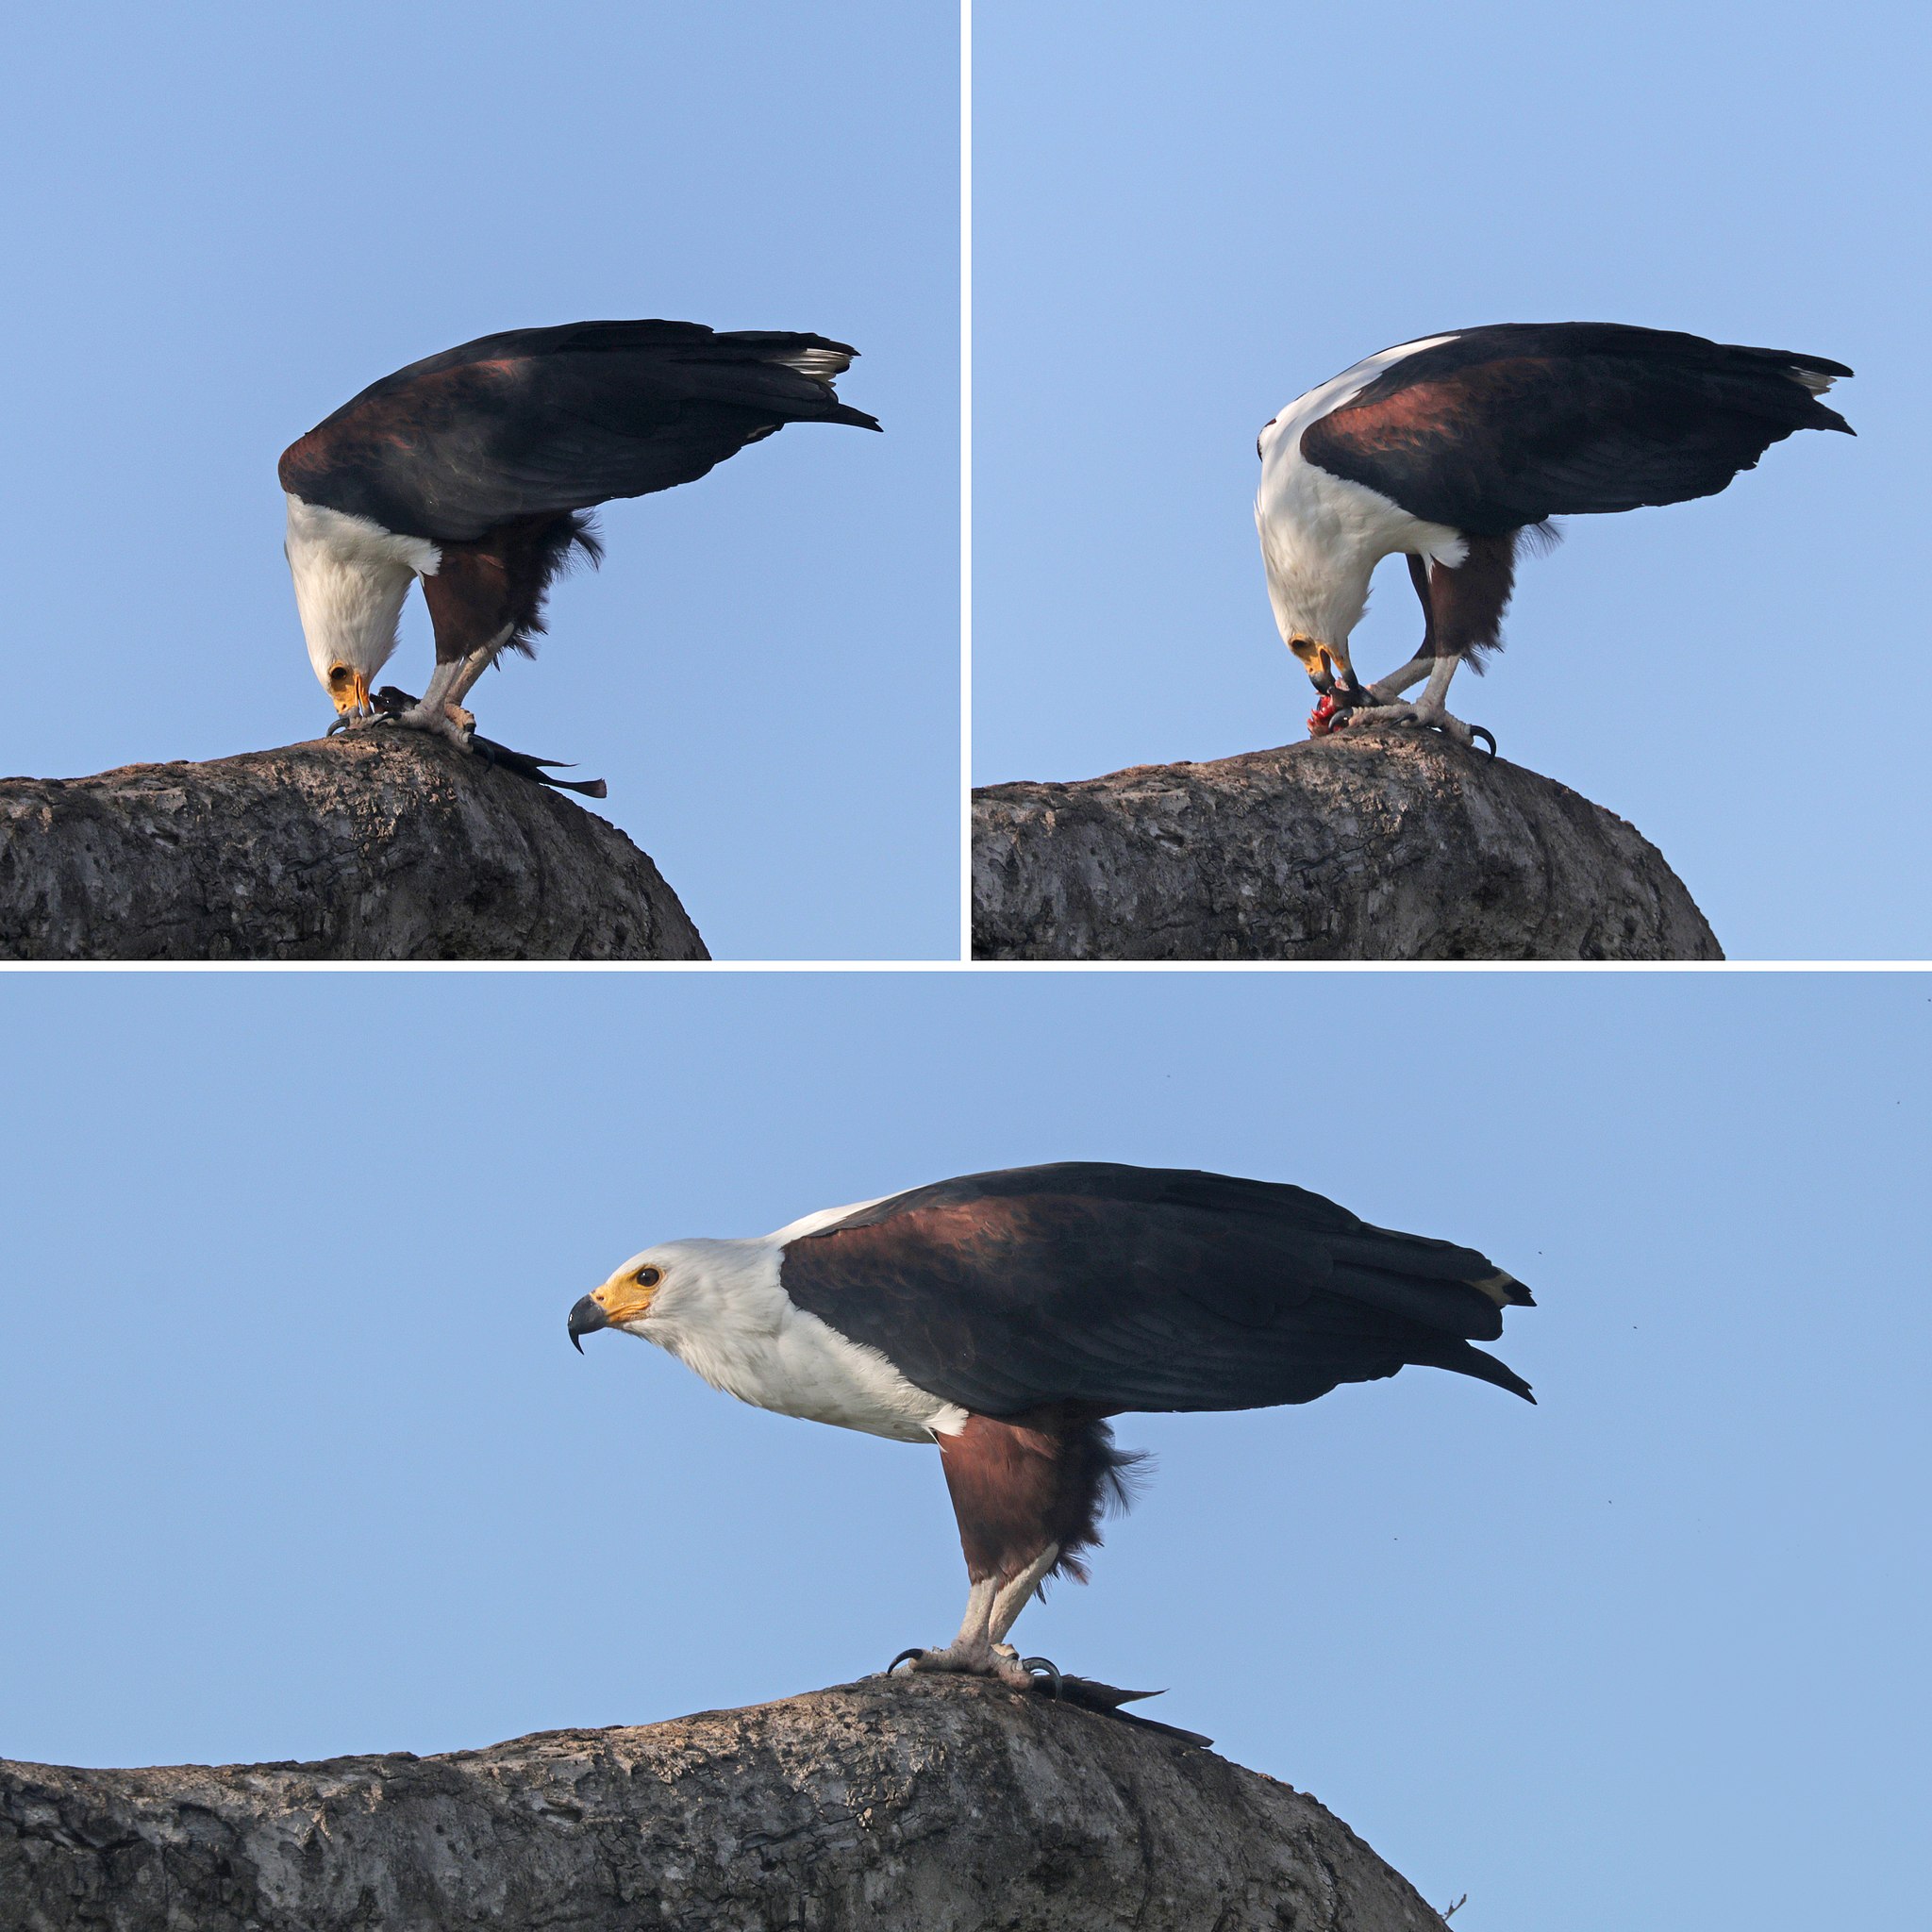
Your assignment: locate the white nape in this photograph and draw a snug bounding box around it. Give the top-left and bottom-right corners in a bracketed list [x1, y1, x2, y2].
[284, 494, 441, 695]
[608, 1209, 970, 1445]
[1255, 334, 1468, 653]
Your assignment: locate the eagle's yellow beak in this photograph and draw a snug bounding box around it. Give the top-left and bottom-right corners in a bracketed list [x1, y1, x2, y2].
[1289, 635, 1346, 687]
[1289, 634, 1370, 706]
[325, 664, 372, 716]
[567, 1272, 660, 1351]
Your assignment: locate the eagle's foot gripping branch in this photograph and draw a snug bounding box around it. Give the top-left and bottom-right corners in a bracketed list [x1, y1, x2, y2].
[886, 1642, 1035, 1690]
[384, 701, 476, 749]
[326, 692, 475, 750]
[882, 1648, 1216, 1748]
[1311, 693, 1496, 758]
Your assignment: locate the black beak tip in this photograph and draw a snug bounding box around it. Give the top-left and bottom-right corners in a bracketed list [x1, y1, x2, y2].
[567, 1292, 608, 1354]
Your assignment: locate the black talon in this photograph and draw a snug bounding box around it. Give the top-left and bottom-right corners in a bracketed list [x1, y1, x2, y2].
[1470, 724, 1498, 758]
[884, 1647, 926, 1675]
[1020, 1657, 1063, 1700]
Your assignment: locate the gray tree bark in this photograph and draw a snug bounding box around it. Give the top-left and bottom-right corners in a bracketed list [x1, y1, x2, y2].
[0, 733, 707, 960]
[0, 1675, 1450, 1932]
[974, 726, 1721, 960]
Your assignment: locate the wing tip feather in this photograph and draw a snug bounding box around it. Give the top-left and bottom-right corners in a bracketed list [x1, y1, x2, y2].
[1473, 1269, 1535, 1308]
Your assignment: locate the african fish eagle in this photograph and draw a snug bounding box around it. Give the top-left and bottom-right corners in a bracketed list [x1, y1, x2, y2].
[1256, 321, 1854, 752]
[278, 319, 879, 743]
[567, 1161, 1532, 1687]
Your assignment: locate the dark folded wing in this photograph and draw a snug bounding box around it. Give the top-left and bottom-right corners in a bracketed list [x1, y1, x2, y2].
[278, 320, 879, 541]
[1302, 322, 1852, 536]
[778, 1162, 1533, 1417]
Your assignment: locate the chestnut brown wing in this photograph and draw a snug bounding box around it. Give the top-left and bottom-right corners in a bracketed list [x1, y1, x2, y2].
[278, 319, 879, 541]
[1301, 321, 1851, 537]
[779, 1162, 1532, 1419]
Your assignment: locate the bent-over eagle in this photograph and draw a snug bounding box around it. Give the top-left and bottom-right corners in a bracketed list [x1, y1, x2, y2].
[279, 319, 879, 743]
[1256, 321, 1853, 753]
[567, 1161, 1533, 1689]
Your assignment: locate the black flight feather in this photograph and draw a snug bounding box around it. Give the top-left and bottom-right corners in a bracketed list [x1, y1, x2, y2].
[778, 1163, 1534, 1420]
[1301, 321, 1852, 537]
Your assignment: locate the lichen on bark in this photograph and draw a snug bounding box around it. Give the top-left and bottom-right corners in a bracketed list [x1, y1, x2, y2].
[0, 1674, 1448, 1932]
[974, 727, 1720, 961]
[0, 731, 707, 961]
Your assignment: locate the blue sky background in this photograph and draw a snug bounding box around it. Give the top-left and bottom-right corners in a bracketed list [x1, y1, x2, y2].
[974, 1, 1927, 959]
[0, 4, 957, 960]
[1, 971, 1924, 1932]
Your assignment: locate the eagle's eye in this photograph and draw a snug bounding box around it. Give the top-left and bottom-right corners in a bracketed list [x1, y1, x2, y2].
[635, 1266, 661, 1289]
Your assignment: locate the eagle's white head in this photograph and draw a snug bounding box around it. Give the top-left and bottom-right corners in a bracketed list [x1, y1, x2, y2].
[1254, 331, 1469, 699]
[569, 1241, 710, 1343]
[283, 495, 441, 717]
[565, 1196, 958, 1446]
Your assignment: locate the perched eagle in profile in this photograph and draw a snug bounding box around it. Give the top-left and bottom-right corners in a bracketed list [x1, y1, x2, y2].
[1256, 322, 1854, 753]
[568, 1162, 1532, 1691]
[279, 319, 879, 742]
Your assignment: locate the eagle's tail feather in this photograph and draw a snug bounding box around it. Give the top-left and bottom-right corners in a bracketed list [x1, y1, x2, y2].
[1407, 1335, 1536, 1404]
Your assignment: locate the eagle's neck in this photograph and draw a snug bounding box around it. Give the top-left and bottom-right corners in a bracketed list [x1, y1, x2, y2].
[1254, 336, 1467, 648]
[640, 1234, 966, 1445]
[284, 495, 441, 694]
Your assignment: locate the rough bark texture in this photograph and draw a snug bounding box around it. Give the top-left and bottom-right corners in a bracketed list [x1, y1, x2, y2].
[0, 733, 707, 960]
[974, 726, 1721, 960]
[0, 1674, 1447, 1932]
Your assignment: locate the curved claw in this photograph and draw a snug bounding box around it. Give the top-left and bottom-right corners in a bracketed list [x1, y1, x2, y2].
[884, 1647, 927, 1675]
[1020, 1656, 1063, 1700]
[1469, 724, 1498, 758]
[325, 715, 353, 737]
